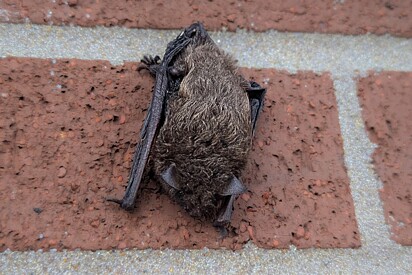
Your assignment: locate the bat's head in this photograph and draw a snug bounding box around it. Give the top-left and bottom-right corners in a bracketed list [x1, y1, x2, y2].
[163, 22, 215, 68]
[178, 22, 212, 47]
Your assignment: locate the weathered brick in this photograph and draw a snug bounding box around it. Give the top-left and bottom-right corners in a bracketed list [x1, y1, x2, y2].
[358, 72, 412, 246]
[0, 57, 360, 251]
[0, 1, 411, 37]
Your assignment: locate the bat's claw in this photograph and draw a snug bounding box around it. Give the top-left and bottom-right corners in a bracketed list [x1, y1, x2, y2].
[106, 197, 124, 205]
[138, 55, 161, 76]
[213, 219, 230, 239]
[141, 55, 161, 66]
[216, 225, 229, 239]
[106, 197, 136, 211]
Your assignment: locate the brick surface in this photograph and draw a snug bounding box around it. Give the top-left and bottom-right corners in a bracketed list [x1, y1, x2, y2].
[0, 0, 411, 37]
[358, 72, 412, 245]
[0, 57, 360, 251]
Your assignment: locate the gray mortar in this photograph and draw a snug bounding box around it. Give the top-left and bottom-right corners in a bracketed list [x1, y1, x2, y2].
[0, 24, 411, 72]
[0, 23, 412, 274]
[333, 75, 392, 248]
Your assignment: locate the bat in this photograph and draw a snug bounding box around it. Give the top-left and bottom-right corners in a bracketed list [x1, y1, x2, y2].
[108, 22, 266, 235]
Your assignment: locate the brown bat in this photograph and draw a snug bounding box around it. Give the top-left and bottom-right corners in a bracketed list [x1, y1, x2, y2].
[108, 22, 266, 234]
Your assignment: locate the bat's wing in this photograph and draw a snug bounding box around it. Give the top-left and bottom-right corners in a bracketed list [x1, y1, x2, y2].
[247, 81, 266, 136]
[108, 25, 204, 210]
[215, 81, 266, 231]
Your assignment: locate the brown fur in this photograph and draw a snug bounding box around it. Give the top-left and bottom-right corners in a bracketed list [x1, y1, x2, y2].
[152, 39, 252, 221]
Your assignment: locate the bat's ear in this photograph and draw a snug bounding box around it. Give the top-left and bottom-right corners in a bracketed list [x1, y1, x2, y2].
[220, 175, 247, 196]
[160, 163, 179, 190]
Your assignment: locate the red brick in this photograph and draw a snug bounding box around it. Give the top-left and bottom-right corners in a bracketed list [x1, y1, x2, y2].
[0, 57, 360, 251]
[0, 1, 411, 37]
[358, 72, 412, 246]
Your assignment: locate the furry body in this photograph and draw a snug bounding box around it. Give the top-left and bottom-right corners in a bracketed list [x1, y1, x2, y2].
[108, 23, 265, 228]
[153, 42, 252, 220]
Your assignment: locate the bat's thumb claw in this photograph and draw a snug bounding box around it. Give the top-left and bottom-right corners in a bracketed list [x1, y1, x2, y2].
[106, 197, 123, 205]
[137, 64, 149, 72]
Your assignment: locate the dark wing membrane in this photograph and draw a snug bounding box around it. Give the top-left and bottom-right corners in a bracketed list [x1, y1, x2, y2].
[117, 70, 169, 209]
[108, 31, 192, 210]
[247, 81, 266, 136]
[215, 81, 266, 229]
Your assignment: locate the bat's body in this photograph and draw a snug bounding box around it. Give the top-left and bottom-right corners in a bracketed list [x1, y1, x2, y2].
[153, 41, 252, 221]
[109, 23, 266, 231]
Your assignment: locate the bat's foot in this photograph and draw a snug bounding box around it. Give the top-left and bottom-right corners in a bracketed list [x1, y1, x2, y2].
[138, 55, 161, 76]
[141, 55, 161, 66]
[213, 217, 231, 239]
[216, 225, 229, 239]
